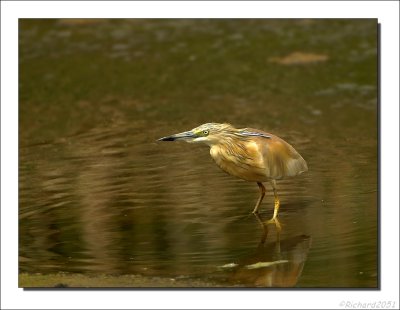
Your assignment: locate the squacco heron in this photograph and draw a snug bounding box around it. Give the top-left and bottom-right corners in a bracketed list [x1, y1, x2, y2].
[158, 123, 307, 221]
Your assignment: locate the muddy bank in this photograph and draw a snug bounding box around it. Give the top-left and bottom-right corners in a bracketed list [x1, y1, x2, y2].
[20, 272, 228, 288]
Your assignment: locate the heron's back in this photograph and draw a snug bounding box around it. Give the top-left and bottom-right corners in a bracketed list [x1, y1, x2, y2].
[210, 130, 307, 182]
[259, 134, 308, 180]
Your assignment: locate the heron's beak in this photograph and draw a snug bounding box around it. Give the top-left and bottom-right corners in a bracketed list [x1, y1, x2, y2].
[158, 131, 196, 141]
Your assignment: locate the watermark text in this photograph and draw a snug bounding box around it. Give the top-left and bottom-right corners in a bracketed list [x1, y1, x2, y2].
[339, 300, 396, 309]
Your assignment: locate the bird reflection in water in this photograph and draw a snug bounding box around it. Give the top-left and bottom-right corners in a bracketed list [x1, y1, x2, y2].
[221, 214, 311, 287]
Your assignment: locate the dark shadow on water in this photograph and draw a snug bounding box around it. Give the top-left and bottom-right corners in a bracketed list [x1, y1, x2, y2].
[218, 213, 312, 287]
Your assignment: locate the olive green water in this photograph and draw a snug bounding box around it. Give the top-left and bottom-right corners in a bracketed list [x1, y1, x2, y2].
[19, 19, 378, 288]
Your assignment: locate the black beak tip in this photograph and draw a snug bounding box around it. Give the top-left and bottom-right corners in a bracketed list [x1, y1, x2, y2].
[158, 136, 175, 141]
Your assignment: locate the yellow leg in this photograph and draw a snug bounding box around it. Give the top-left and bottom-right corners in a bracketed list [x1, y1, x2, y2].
[252, 182, 266, 214]
[270, 180, 280, 220]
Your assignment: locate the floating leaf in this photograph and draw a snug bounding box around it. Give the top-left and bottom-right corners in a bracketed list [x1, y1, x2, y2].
[218, 263, 238, 269]
[245, 260, 289, 269]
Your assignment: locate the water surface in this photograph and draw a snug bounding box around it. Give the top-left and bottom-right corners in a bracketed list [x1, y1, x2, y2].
[19, 19, 378, 288]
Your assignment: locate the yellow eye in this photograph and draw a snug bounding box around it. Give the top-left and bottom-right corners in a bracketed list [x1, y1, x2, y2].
[202, 130, 209, 136]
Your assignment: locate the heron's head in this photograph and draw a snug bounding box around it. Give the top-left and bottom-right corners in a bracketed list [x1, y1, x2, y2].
[158, 123, 236, 146]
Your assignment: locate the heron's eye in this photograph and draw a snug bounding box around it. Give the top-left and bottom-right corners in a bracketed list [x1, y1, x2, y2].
[202, 130, 209, 136]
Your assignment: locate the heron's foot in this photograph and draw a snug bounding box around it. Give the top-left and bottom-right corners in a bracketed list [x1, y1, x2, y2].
[266, 217, 282, 233]
[266, 216, 278, 225]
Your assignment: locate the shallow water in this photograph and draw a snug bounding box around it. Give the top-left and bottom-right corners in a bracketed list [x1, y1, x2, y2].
[19, 19, 378, 287]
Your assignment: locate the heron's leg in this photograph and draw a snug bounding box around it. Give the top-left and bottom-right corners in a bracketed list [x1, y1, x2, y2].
[253, 212, 269, 245]
[270, 180, 280, 220]
[252, 182, 266, 214]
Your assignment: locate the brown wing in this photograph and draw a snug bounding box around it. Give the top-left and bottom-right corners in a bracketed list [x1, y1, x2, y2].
[247, 128, 308, 180]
